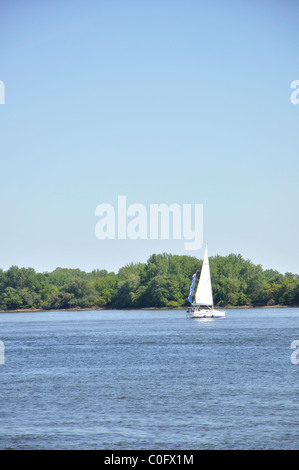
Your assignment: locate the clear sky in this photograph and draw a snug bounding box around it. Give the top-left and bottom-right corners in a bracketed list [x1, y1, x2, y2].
[0, 0, 298, 275]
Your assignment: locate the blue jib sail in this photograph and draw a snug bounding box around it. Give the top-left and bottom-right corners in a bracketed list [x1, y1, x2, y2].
[188, 273, 196, 303]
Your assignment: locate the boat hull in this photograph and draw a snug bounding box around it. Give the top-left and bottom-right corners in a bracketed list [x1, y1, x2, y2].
[186, 308, 225, 319]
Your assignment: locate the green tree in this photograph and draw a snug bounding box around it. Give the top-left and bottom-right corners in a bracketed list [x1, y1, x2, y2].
[1, 287, 23, 310]
[94, 275, 118, 307]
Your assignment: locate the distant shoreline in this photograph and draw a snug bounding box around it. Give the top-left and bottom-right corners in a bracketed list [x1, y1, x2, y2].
[1, 254, 297, 313]
[0, 304, 296, 314]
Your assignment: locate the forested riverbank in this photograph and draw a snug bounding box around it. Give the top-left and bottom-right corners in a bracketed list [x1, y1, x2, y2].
[0, 253, 298, 312]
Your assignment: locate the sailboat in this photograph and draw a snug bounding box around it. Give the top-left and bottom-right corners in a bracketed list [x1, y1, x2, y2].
[187, 246, 225, 319]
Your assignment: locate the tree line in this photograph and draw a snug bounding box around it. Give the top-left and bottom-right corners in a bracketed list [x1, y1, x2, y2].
[0, 253, 298, 311]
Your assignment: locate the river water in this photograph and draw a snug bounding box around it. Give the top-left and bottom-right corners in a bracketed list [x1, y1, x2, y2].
[0, 308, 298, 450]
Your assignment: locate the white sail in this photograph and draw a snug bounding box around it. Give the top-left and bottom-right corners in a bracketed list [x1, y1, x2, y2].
[195, 245, 213, 307]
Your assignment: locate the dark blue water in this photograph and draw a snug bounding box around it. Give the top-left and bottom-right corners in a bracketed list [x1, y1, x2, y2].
[0, 308, 298, 450]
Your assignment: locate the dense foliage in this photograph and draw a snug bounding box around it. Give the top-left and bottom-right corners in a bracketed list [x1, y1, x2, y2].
[0, 253, 298, 311]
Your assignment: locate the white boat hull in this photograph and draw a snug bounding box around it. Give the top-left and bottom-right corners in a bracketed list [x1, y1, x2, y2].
[186, 308, 225, 319]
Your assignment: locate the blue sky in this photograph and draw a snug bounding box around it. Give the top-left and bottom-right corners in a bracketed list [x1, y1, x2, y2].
[0, 0, 298, 274]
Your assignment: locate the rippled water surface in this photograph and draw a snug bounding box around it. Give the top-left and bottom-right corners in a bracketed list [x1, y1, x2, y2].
[0, 308, 299, 449]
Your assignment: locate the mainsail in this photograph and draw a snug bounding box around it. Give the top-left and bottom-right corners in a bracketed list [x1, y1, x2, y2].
[195, 246, 213, 307]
